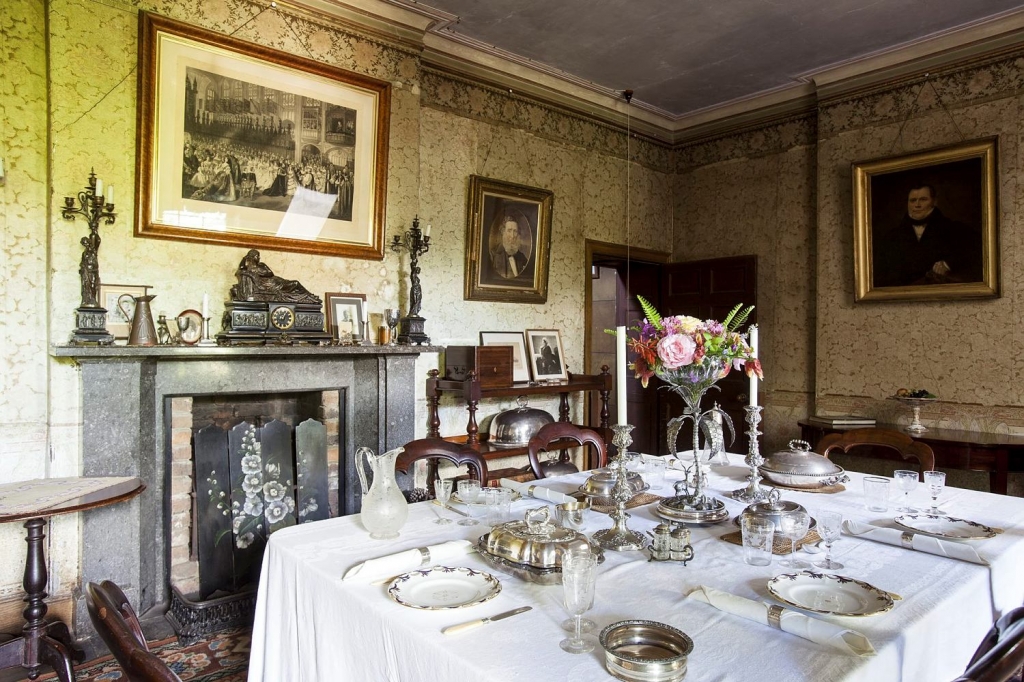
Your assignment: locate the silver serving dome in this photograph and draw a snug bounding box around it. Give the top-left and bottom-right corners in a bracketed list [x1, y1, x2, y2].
[758, 440, 847, 489]
[488, 396, 554, 448]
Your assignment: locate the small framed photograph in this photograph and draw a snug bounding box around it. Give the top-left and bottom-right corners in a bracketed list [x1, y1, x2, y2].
[99, 283, 152, 340]
[325, 293, 366, 342]
[852, 138, 999, 302]
[480, 331, 530, 383]
[525, 329, 567, 382]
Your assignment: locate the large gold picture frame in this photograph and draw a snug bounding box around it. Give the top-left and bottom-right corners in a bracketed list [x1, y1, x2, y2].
[135, 13, 390, 260]
[464, 176, 553, 303]
[852, 138, 998, 302]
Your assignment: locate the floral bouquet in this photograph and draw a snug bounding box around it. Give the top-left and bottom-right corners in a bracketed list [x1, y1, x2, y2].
[627, 297, 762, 407]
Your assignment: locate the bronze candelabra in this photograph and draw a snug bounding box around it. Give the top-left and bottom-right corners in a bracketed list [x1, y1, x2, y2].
[63, 170, 115, 345]
[390, 216, 431, 345]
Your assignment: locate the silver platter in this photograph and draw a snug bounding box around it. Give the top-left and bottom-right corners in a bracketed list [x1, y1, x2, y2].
[655, 495, 730, 524]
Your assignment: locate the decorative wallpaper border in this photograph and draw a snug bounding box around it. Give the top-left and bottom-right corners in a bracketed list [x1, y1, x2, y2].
[420, 67, 675, 173]
[818, 45, 1024, 139]
[675, 112, 817, 171]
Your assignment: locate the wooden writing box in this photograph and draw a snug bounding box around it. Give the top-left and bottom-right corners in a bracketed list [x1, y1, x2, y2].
[445, 345, 513, 388]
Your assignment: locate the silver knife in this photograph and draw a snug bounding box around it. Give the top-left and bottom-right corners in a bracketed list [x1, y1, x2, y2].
[442, 606, 532, 635]
[433, 500, 469, 517]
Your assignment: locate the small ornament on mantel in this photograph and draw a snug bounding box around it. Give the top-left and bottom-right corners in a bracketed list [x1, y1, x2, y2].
[217, 249, 331, 346]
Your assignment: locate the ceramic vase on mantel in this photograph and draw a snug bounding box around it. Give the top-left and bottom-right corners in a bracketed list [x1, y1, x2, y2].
[654, 357, 733, 524]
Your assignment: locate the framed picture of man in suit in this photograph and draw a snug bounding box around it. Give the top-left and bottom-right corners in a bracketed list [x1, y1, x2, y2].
[526, 329, 567, 382]
[852, 138, 999, 302]
[464, 176, 553, 303]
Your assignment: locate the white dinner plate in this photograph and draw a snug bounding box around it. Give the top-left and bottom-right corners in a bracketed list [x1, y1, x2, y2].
[387, 566, 501, 610]
[767, 571, 895, 617]
[894, 514, 1000, 540]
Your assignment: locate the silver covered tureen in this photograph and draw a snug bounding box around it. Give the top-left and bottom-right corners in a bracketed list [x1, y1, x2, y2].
[758, 440, 849, 489]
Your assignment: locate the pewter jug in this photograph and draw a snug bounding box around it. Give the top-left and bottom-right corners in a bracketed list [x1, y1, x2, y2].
[355, 446, 408, 539]
[118, 294, 157, 346]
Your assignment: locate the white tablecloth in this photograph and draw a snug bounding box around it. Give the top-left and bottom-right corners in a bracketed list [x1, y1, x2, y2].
[248, 455, 1024, 681]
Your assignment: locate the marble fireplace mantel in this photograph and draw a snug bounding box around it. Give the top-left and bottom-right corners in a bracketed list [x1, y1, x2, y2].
[51, 343, 440, 647]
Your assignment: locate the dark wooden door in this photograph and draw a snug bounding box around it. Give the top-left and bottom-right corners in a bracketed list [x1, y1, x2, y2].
[658, 256, 758, 456]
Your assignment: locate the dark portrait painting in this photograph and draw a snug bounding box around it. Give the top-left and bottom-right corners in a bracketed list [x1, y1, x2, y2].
[852, 139, 999, 302]
[464, 176, 553, 303]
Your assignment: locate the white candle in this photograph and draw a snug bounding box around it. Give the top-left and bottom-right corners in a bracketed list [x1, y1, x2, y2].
[106, 185, 114, 203]
[748, 325, 759, 408]
[202, 293, 209, 319]
[361, 306, 368, 323]
[616, 325, 628, 425]
[94, 178, 103, 196]
[424, 224, 432, 238]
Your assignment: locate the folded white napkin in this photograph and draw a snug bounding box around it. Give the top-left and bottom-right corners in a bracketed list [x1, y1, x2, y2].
[843, 520, 987, 565]
[499, 478, 573, 504]
[689, 585, 875, 657]
[343, 540, 474, 581]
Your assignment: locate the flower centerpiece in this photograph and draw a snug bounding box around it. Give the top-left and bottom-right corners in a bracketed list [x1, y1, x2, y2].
[628, 297, 762, 410]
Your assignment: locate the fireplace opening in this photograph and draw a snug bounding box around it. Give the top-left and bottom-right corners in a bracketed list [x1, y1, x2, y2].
[166, 390, 341, 642]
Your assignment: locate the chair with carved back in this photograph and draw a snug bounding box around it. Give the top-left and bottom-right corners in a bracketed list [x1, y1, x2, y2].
[817, 428, 936, 481]
[394, 438, 488, 501]
[527, 422, 607, 480]
[953, 606, 1024, 682]
[85, 581, 182, 682]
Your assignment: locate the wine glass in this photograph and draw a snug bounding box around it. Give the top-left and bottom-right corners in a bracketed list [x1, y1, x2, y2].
[813, 510, 844, 571]
[560, 551, 597, 654]
[561, 548, 596, 634]
[894, 470, 919, 513]
[433, 479, 453, 525]
[456, 480, 480, 527]
[923, 470, 947, 516]
[778, 510, 811, 569]
[384, 308, 400, 345]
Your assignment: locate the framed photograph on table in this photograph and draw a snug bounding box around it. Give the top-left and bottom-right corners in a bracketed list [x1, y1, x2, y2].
[325, 293, 365, 342]
[525, 329, 567, 382]
[135, 12, 390, 260]
[852, 138, 999, 302]
[99, 283, 151, 340]
[464, 176, 553, 303]
[480, 331, 530, 383]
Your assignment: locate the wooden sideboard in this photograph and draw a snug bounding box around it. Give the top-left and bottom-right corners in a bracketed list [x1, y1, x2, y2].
[799, 420, 1024, 495]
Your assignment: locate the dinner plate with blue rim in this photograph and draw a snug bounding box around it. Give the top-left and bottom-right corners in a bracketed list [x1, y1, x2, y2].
[894, 514, 1001, 541]
[387, 566, 501, 610]
[767, 571, 895, 617]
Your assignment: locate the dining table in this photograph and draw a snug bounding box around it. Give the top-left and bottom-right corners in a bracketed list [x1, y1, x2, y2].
[247, 454, 1024, 681]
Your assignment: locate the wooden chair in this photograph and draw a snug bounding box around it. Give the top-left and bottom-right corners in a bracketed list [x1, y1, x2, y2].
[954, 607, 1024, 682]
[395, 438, 488, 500]
[817, 428, 936, 481]
[85, 581, 182, 682]
[527, 422, 607, 480]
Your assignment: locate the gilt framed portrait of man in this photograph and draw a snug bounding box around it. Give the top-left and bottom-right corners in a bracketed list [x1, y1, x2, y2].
[464, 176, 553, 303]
[852, 138, 999, 302]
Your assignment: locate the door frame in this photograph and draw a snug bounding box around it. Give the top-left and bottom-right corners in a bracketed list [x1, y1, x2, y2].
[583, 240, 670, 374]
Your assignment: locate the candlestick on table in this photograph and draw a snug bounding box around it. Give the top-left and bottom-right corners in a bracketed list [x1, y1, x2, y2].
[616, 326, 628, 425]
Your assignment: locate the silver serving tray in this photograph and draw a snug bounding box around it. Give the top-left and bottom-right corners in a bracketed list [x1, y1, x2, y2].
[474, 533, 604, 585]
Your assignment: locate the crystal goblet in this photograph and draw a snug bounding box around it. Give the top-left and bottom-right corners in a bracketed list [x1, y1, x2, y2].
[778, 510, 811, 569]
[923, 470, 947, 515]
[561, 547, 596, 634]
[813, 510, 844, 571]
[384, 308, 400, 346]
[894, 470, 919, 513]
[559, 551, 597, 654]
[433, 479, 453, 525]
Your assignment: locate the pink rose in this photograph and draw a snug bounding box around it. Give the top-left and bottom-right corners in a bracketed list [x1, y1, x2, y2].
[657, 334, 696, 369]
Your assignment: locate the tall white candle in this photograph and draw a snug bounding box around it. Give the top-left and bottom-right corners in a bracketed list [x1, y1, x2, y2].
[94, 178, 103, 196]
[424, 224, 432, 238]
[361, 306, 368, 323]
[748, 325, 759, 408]
[202, 293, 209, 319]
[616, 326, 628, 425]
[106, 185, 114, 203]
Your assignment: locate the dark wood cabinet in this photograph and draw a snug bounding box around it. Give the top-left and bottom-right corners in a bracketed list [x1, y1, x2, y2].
[799, 420, 1024, 495]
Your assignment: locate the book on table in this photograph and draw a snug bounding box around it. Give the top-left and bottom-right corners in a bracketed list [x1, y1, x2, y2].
[807, 415, 876, 426]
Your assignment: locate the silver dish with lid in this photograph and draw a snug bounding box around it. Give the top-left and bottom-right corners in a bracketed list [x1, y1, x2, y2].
[734, 488, 816, 533]
[578, 468, 648, 505]
[488, 396, 554, 449]
[476, 507, 602, 584]
[758, 439, 849, 489]
[599, 620, 694, 682]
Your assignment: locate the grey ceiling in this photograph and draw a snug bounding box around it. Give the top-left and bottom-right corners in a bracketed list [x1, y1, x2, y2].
[420, 0, 1024, 116]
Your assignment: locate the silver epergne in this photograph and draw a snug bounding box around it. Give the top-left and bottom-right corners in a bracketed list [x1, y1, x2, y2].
[731, 405, 767, 503]
[592, 425, 646, 552]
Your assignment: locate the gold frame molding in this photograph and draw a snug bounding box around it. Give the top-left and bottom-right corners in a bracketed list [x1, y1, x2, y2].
[135, 13, 391, 260]
[464, 175, 553, 303]
[852, 138, 998, 302]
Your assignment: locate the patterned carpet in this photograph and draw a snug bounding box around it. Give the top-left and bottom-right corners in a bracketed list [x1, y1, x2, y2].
[39, 627, 250, 681]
